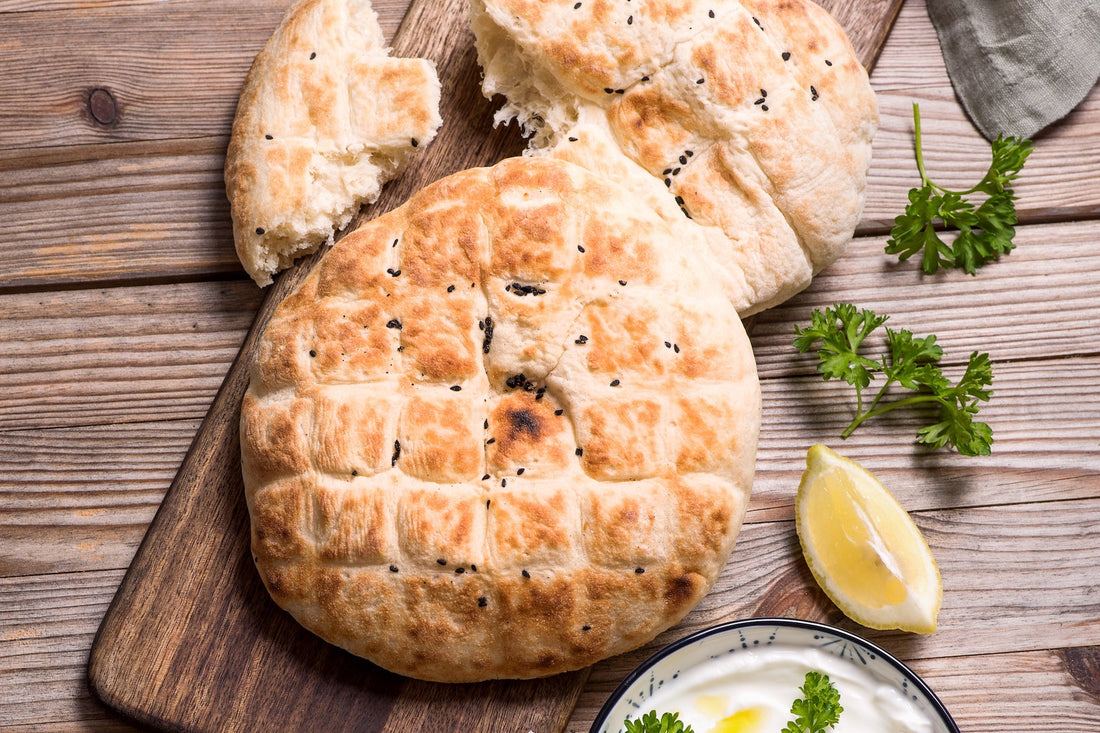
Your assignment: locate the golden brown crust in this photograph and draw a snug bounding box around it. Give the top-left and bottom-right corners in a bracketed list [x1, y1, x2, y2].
[472, 0, 878, 315]
[242, 157, 760, 682]
[225, 0, 442, 286]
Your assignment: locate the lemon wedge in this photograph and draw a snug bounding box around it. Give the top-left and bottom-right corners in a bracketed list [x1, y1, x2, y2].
[795, 444, 942, 633]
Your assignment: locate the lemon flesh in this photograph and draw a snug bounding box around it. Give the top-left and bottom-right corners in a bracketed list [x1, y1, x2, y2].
[795, 444, 942, 633]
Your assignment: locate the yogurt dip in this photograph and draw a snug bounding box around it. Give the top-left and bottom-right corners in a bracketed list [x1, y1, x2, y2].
[621, 645, 933, 733]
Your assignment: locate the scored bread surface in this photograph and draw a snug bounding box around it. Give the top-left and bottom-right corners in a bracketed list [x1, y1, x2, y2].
[241, 157, 761, 682]
[471, 0, 878, 316]
[225, 0, 442, 286]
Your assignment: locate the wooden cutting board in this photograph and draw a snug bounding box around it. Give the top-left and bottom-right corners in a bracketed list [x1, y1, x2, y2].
[87, 1, 902, 730]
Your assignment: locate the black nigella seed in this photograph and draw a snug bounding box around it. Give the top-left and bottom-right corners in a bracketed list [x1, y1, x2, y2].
[610, 379, 621, 387]
[264, 134, 273, 140]
[392, 238, 399, 247]
[387, 268, 401, 277]
[663, 168, 672, 175]
[674, 343, 680, 353]
[665, 341, 672, 348]
[554, 409, 564, 416]
[486, 437, 496, 444]
[501, 478, 507, 487]
[411, 138, 419, 147]
[470, 564, 477, 572]
[635, 567, 645, 574]
[386, 318, 401, 329]
[390, 565, 399, 572]
[672, 167, 681, 175]
[761, 104, 769, 111]
[615, 89, 625, 94]
[450, 385, 462, 391]
[396, 345, 404, 352]
[753, 16, 761, 27]
[578, 245, 586, 253]
[255, 227, 265, 235]
[478, 320, 485, 331]
[478, 596, 488, 607]
[482, 316, 493, 354]
[685, 149, 694, 157]
[582, 624, 592, 631]
[484, 419, 489, 429]
[351, 469, 358, 476]
[392, 439, 401, 465]
[309, 349, 316, 357]
[760, 88, 767, 97]
[447, 284, 455, 292]
[664, 178, 672, 187]
[618, 279, 627, 286]
[575, 334, 588, 345]
[604, 87, 614, 94]
[810, 85, 819, 101]
[309, 51, 316, 60]
[576, 448, 584, 456]
[782, 51, 791, 61]
[825, 59, 833, 66]
[437, 558, 447, 566]
[517, 467, 525, 475]
[455, 567, 465, 574]
[568, 136, 578, 142]
[627, 14, 633, 24]
[674, 195, 685, 205]
[482, 474, 490, 481]
[574, 1, 581, 7]
[679, 155, 687, 165]
[522, 569, 531, 578]
[755, 98, 765, 105]
[486, 499, 491, 509]
[641, 75, 650, 82]
[696, 78, 705, 84]
[708, 9, 715, 18]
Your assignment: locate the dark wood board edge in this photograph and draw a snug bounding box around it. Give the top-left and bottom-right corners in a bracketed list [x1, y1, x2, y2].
[87, 0, 900, 730]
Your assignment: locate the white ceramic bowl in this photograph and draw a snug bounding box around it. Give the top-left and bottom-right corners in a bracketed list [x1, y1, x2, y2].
[591, 618, 959, 733]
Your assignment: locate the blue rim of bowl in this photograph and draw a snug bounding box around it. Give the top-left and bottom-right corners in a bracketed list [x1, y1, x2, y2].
[589, 617, 960, 733]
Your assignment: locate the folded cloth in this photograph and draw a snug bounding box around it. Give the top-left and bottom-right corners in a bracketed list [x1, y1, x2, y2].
[927, 0, 1100, 140]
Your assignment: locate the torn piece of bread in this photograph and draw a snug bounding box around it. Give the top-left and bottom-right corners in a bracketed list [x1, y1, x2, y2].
[241, 156, 761, 682]
[225, 0, 442, 286]
[471, 0, 877, 315]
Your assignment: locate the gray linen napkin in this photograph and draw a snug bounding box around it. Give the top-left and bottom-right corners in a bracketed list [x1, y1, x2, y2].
[926, 0, 1100, 140]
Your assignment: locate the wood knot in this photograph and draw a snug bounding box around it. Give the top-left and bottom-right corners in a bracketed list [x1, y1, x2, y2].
[88, 88, 118, 126]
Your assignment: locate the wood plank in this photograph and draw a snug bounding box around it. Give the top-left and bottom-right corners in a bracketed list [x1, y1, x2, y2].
[2, 0, 1095, 289]
[3, 351, 1096, 581]
[0, 421, 199, 577]
[0, 569, 141, 732]
[0, 280, 262, 431]
[566, 498, 1100, 730]
[3, 219, 1096, 431]
[0, 0, 410, 150]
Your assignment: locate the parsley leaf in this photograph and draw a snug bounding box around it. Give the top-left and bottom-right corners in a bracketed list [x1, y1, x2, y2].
[780, 671, 843, 733]
[623, 710, 693, 733]
[886, 103, 1032, 274]
[794, 304, 994, 456]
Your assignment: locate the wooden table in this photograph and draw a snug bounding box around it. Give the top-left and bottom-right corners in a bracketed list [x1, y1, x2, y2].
[3, 0, 1098, 730]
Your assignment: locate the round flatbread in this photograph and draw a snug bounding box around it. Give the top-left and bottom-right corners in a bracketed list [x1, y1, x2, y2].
[472, 0, 878, 315]
[241, 156, 761, 682]
[225, 0, 442, 286]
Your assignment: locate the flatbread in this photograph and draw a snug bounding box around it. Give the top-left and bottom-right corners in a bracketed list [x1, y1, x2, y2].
[472, 0, 878, 315]
[225, 0, 442, 286]
[241, 156, 761, 682]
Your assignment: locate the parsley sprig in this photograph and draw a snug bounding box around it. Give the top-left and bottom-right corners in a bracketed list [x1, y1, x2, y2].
[793, 303, 994, 456]
[886, 103, 1032, 274]
[623, 711, 693, 733]
[781, 671, 843, 733]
